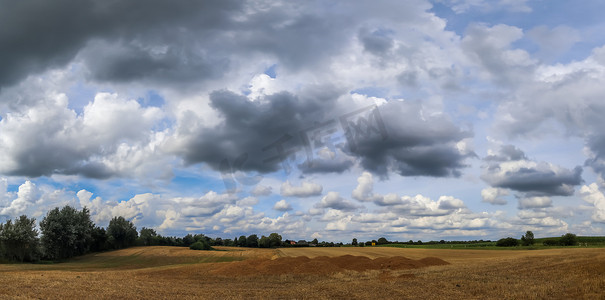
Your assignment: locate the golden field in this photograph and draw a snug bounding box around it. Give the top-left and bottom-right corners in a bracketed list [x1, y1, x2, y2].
[1, 246, 604, 299]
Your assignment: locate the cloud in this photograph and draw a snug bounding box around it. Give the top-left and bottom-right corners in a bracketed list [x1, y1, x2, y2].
[273, 200, 292, 212]
[315, 192, 360, 212]
[171, 89, 341, 174]
[441, 0, 531, 13]
[250, 185, 272, 196]
[281, 181, 323, 198]
[352, 172, 383, 202]
[0, 0, 243, 89]
[482, 145, 583, 196]
[0, 180, 75, 221]
[461, 23, 535, 86]
[179, 192, 239, 218]
[518, 196, 552, 209]
[527, 25, 581, 62]
[347, 101, 475, 178]
[298, 147, 356, 174]
[0, 181, 39, 217]
[481, 187, 509, 205]
[358, 27, 395, 57]
[0, 92, 163, 178]
[580, 183, 605, 223]
[351, 172, 466, 215]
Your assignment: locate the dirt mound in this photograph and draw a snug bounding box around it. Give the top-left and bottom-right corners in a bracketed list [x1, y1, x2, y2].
[210, 255, 449, 276]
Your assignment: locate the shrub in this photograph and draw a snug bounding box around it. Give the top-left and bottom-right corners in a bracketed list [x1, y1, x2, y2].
[189, 240, 212, 251]
[496, 237, 519, 247]
[543, 239, 559, 246]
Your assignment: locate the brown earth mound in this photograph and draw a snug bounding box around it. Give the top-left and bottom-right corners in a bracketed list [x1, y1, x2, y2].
[210, 255, 449, 276]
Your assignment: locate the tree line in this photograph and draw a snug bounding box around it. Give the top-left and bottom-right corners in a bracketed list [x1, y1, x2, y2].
[495, 231, 578, 247]
[0, 205, 339, 263]
[0, 206, 142, 262]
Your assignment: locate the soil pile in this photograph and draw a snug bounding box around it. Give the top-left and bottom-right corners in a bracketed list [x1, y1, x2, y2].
[210, 255, 449, 276]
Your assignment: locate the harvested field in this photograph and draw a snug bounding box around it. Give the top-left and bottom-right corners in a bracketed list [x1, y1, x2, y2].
[210, 255, 449, 276]
[1, 246, 604, 299]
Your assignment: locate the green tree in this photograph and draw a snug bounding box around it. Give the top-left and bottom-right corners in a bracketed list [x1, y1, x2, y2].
[268, 233, 282, 248]
[259, 235, 270, 248]
[0, 215, 40, 262]
[311, 238, 319, 245]
[238, 235, 247, 247]
[182, 234, 195, 247]
[139, 227, 158, 246]
[107, 216, 138, 249]
[521, 231, 535, 246]
[90, 226, 108, 252]
[246, 234, 258, 248]
[377, 237, 389, 245]
[40, 206, 94, 260]
[352, 238, 358, 246]
[560, 233, 578, 246]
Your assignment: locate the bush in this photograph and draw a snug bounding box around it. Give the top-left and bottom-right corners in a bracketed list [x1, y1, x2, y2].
[190, 240, 212, 251]
[543, 239, 559, 246]
[496, 237, 519, 247]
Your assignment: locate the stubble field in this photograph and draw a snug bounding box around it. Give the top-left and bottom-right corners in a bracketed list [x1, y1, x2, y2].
[0, 246, 604, 299]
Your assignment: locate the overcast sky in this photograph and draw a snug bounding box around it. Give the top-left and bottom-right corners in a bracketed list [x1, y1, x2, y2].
[2, 0, 605, 242]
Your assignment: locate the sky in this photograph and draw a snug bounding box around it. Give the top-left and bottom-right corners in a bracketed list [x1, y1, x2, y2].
[2, 0, 605, 242]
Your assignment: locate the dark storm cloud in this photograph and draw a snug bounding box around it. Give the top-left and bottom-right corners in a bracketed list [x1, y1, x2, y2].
[348, 101, 475, 178]
[0, 0, 242, 89]
[10, 152, 113, 179]
[482, 145, 583, 196]
[298, 157, 355, 174]
[0, 0, 361, 89]
[489, 166, 583, 196]
[81, 40, 229, 84]
[177, 90, 474, 179]
[178, 88, 342, 173]
[1, 0, 438, 90]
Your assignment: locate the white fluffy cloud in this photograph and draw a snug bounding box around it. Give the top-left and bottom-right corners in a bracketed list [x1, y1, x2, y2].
[281, 181, 323, 197]
[580, 183, 605, 223]
[315, 192, 360, 212]
[273, 199, 292, 212]
[0, 92, 165, 179]
[481, 187, 509, 205]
